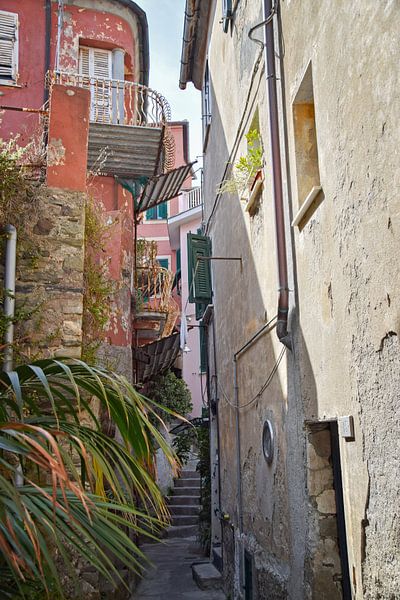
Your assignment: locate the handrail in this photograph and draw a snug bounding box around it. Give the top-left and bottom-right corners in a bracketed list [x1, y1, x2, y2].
[47, 70, 171, 126]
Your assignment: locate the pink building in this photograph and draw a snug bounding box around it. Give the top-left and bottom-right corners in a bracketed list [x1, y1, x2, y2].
[168, 186, 205, 418]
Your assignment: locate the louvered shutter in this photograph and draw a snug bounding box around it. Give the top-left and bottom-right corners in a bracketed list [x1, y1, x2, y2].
[146, 207, 156, 220]
[187, 233, 212, 303]
[79, 47, 112, 122]
[158, 202, 168, 220]
[0, 11, 18, 82]
[199, 326, 207, 373]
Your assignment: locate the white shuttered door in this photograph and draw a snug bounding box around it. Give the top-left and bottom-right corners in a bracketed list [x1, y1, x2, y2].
[0, 11, 18, 82]
[79, 47, 112, 122]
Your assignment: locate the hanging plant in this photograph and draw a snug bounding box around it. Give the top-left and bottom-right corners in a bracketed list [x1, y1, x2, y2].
[217, 129, 264, 197]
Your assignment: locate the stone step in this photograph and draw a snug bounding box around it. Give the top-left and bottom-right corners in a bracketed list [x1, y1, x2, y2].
[174, 478, 201, 488]
[180, 470, 199, 478]
[192, 562, 222, 590]
[173, 487, 200, 496]
[169, 504, 200, 516]
[167, 495, 200, 506]
[212, 545, 223, 573]
[167, 524, 198, 538]
[171, 515, 198, 526]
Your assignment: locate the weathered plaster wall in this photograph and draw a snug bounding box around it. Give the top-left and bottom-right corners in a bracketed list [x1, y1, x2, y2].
[0, 0, 46, 145]
[281, 1, 400, 597]
[54, 0, 138, 79]
[203, 1, 400, 599]
[204, 1, 305, 598]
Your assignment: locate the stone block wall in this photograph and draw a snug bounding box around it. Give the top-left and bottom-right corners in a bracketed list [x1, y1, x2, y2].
[15, 186, 86, 360]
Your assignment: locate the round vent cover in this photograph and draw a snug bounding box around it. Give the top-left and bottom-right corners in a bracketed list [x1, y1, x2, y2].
[262, 419, 274, 464]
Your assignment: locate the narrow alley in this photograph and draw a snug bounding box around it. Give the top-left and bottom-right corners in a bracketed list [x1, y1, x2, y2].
[132, 537, 225, 600]
[132, 467, 225, 600]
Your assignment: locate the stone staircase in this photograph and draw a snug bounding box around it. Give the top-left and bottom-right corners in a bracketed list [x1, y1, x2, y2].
[167, 468, 200, 538]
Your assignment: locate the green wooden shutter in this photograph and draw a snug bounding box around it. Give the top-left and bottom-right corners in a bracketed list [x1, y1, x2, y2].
[187, 233, 212, 304]
[196, 302, 207, 321]
[199, 326, 207, 373]
[176, 248, 181, 272]
[158, 202, 168, 219]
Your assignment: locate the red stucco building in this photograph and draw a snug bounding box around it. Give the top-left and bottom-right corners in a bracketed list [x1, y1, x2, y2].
[0, 0, 193, 381]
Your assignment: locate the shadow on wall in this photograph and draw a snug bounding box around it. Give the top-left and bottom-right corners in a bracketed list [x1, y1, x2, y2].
[202, 66, 321, 599]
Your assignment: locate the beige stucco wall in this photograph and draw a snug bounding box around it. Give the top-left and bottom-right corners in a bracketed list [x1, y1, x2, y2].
[203, 0, 400, 598]
[282, 1, 400, 597]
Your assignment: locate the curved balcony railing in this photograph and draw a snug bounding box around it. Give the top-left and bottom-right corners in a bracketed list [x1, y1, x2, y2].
[48, 71, 171, 127]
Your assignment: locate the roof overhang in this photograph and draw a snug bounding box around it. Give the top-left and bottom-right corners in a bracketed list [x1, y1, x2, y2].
[136, 162, 196, 214]
[133, 332, 180, 382]
[179, 0, 214, 90]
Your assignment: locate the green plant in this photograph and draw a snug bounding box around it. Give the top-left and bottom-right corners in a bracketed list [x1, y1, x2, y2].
[146, 370, 192, 423]
[82, 197, 114, 363]
[217, 129, 263, 196]
[0, 358, 178, 598]
[172, 427, 196, 464]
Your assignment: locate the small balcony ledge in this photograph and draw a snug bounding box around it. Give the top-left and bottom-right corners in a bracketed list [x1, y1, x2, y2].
[48, 71, 173, 178]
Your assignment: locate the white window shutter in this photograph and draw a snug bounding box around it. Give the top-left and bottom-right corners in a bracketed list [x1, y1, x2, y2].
[79, 47, 90, 77]
[92, 49, 112, 79]
[79, 46, 112, 123]
[0, 11, 18, 82]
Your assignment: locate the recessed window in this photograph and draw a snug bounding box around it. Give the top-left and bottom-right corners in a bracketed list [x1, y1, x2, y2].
[79, 46, 112, 122]
[202, 62, 212, 151]
[0, 11, 18, 85]
[292, 63, 323, 228]
[145, 202, 168, 221]
[156, 256, 170, 270]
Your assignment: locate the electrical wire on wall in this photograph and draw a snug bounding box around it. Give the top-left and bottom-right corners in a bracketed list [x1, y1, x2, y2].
[218, 343, 286, 410]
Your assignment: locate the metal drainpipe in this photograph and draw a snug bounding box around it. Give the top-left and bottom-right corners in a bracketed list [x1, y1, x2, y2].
[55, 0, 64, 73]
[263, 0, 292, 350]
[44, 0, 51, 104]
[3, 225, 17, 373]
[3, 225, 23, 486]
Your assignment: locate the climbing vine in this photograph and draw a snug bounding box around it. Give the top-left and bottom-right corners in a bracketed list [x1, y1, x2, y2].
[81, 196, 115, 363]
[0, 139, 43, 363]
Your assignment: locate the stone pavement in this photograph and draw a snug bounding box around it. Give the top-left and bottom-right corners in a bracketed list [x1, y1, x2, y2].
[130, 536, 225, 600]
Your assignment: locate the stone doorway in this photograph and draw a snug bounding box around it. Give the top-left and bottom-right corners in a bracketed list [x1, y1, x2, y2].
[306, 421, 352, 599]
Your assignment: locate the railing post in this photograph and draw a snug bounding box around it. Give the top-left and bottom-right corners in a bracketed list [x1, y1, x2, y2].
[112, 49, 125, 125]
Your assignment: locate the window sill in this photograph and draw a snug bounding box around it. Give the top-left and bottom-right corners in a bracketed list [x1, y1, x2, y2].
[291, 185, 322, 228]
[0, 81, 22, 88]
[246, 171, 264, 215]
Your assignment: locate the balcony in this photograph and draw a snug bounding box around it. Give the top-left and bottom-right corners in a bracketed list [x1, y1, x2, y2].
[48, 71, 174, 178]
[178, 186, 202, 212]
[168, 186, 203, 249]
[133, 241, 179, 345]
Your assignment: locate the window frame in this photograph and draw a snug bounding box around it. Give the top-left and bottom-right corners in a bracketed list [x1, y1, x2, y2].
[145, 202, 169, 222]
[0, 10, 19, 86]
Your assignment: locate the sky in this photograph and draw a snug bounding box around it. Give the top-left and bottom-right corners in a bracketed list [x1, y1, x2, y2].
[138, 0, 203, 164]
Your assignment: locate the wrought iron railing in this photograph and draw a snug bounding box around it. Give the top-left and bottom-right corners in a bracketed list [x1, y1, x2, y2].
[48, 71, 171, 127]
